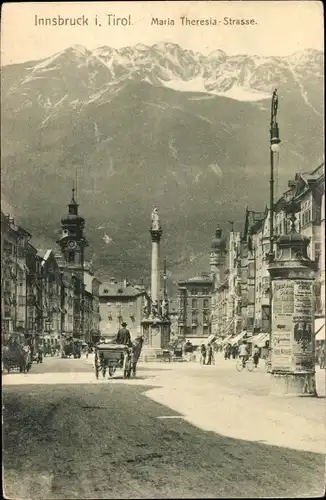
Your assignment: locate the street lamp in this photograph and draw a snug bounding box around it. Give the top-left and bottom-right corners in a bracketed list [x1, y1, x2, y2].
[268, 89, 281, 372]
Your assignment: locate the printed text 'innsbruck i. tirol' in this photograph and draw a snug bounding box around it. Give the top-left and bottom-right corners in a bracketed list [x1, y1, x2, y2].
[33, 14, 258, 27]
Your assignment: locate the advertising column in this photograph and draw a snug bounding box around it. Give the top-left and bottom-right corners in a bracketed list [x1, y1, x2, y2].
[268, 222, 317, 396]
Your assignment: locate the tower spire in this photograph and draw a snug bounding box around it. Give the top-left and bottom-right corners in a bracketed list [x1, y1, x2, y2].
[71, 180, 76, 203]
[75, 167, 78, 202]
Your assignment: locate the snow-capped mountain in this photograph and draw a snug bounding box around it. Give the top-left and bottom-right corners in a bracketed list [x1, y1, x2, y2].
[1, 43, 324, 283]
[3, 43, 323, 105]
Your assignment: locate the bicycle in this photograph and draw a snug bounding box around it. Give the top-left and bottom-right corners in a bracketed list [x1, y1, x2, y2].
[236, 356, 254, 372]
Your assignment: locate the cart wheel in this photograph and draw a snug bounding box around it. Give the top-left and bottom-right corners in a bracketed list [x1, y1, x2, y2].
[102, 366, 107, 378]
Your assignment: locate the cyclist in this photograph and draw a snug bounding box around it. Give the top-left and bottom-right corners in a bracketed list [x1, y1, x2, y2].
[238, 341, 249, 368]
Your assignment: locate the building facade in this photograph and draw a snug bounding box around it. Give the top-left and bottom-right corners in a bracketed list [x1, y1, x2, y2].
[210, 163, 325, 341]
[1, 189, 101, 346]
[241, 209, 271, 334]
[177, 273, 213, 343]
[1, 214, 32, 336]
[83, 266, 101, 344]
[99, 278, 148, 339]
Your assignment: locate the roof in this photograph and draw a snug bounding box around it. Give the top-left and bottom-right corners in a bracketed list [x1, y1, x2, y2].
[99, 282, 146, 297]
[178, 275, 213, 286]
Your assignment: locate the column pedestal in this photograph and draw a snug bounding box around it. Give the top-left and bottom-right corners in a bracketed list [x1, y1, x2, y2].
[140, 318, 171, 362]
[269, 372, 317, 397]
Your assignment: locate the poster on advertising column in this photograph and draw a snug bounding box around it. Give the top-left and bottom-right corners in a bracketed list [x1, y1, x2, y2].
[291, 280, 314, 372]
[271, 280, 294, 371]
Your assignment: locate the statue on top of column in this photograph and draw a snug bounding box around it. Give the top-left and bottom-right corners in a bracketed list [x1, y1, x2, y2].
[151, 207, 161, 231]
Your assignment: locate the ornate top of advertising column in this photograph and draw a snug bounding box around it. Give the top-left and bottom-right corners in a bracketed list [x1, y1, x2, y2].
[268, 207, 317, 281]
[150, 207, 162, 241]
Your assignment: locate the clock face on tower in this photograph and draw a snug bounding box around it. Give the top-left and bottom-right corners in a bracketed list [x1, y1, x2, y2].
[67, 240, 77, 250]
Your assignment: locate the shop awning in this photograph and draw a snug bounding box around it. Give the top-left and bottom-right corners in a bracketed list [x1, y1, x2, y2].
[229, 331, 247, 346]
[315, 318, 325, 341]
[248, 332, 269, 347]
[222, 335, 233, 345]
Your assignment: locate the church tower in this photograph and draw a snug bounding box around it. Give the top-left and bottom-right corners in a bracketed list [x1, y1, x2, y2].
[57, 187, 88, 269]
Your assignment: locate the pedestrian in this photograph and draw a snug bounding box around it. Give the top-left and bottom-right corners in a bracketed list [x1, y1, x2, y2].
[200, 344, 207, 365]
[238, 342, 249, 368]
[232, 345, 238, 359]
[211, 345, 216, 365]
[253, 344, 260, 368]
[206, 343, 213, 365]
[319, 344, 325, 369]
[37, 344, 44, 364]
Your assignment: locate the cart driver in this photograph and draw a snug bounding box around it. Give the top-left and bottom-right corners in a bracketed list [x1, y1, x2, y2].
[116, 322, 132, 367]
[116, 322, 132, 347]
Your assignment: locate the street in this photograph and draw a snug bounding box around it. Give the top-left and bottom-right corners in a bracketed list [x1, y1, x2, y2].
[3, 356, 325, 499]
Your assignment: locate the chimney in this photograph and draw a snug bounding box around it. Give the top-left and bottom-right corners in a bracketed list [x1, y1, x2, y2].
[123, 278, 128, 287]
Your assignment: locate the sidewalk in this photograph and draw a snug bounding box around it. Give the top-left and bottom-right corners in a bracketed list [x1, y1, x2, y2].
[145, 364, 325, 455]
[83, 353, 325, 454]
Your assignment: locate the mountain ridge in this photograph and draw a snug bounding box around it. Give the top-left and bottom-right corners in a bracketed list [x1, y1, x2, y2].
[1, 43, 324, 286]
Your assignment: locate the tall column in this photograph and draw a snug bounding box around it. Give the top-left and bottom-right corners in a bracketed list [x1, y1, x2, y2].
[149, 208, 162, 317]
[268, 209, 317, 396]
[141, 208, 171, 357]
[210, 226, 226, 339]
[150, 229, 161, 304]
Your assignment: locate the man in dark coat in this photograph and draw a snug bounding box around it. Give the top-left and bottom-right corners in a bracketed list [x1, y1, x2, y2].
[116, 322, 132, 347]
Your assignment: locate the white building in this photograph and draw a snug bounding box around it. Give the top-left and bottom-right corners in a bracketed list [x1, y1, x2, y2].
[99, 278, 148, 339]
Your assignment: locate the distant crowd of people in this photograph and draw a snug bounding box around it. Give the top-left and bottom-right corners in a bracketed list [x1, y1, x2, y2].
[200, 343, 215, 365]
[223, 341, 261, 368]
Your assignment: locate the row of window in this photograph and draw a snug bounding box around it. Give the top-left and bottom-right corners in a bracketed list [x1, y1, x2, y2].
[189, 298, 210, 308]
[107, 315, 135, 322]
[189, 288, 210, 296]
[183, 326, 210, 335]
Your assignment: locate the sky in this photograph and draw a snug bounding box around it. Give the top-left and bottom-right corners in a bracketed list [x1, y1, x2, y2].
[1, 1, 324, 65]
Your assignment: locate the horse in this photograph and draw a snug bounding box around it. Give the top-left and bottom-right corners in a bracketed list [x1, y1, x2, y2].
[3, 343, 31, 373]
[131, 336, 144, 376]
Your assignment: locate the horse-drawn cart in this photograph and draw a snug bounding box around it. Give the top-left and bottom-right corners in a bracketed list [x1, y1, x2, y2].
[95, 343, 133, 379]
[2, 343, 32, 374]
